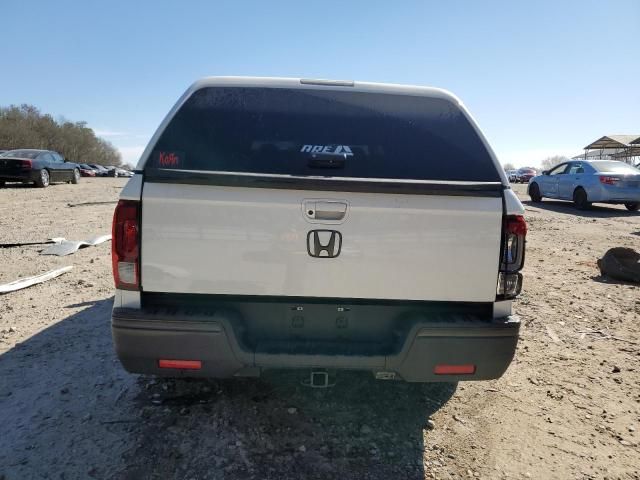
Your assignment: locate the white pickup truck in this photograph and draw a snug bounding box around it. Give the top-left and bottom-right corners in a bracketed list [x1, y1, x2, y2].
[111, 77, 526, 385]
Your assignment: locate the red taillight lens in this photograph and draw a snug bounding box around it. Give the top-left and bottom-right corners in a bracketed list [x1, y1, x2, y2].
[506, 215, 527, 237]
[434, 364, 476, 375]
[19, 160, 32, 169]
[599, 176, 619, 185]
[498, 215, 527, 299]
[158, 359, 202, 370]
[112, 200, 140, 290]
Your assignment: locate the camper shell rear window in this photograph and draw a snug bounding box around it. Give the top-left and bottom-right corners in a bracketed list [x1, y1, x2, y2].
[146, 87, 501, 182]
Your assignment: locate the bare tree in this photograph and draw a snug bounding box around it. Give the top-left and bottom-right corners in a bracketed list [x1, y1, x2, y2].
[541, 155, 568, 171]
[0, 104, 121, 166]
[502, 162, 515, 171]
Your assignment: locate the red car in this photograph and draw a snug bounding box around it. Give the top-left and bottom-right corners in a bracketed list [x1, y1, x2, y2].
[79, 164, 97, 177]
[516, 168, 536, 183]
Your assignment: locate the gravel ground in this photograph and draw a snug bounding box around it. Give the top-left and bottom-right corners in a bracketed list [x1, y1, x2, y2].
[0, 179, 639, 479]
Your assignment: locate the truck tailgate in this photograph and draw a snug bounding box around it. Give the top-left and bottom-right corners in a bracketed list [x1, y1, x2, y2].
[140, 182, 502, 302]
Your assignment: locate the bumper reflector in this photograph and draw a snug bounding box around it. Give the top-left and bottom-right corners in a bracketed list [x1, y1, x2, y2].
[434, 364, 476, 375]
[158, 359, 202, 370]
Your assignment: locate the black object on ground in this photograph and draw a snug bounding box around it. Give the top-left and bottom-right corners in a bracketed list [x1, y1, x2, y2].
[597, 247, 640, 283]
[0, 240, 56, 249]
[67, 201, 117, 207]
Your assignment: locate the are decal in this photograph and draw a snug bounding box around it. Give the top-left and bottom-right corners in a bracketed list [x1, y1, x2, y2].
[300, 145, 354, 156]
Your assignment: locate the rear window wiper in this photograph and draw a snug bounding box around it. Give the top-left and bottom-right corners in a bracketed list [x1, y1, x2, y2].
[307, 152, 347, 169]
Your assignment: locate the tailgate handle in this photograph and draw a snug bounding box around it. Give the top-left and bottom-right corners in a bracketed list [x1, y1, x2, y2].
[306, 201, 347, 220]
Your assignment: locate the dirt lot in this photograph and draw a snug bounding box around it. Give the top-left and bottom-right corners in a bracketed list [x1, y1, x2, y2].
[0, 179, 638, 480]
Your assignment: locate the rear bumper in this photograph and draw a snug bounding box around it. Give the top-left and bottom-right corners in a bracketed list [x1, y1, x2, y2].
[0, 170, 39, 182]
[111, 307, 520, 382]
[590, 184, 640, 203]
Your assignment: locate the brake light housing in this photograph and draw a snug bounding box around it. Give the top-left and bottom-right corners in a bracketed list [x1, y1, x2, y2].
[112, 200, 140, 290]
[599, 176, 620, 185]
[497, 215, 527, 299]
[19, 159, 32, 169]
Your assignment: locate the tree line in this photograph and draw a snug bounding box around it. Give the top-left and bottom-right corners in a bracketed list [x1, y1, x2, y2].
[0, 104, 121, 166]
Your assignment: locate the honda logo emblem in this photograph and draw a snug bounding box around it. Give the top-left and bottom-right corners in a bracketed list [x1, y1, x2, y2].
[307, 230, 342, 258]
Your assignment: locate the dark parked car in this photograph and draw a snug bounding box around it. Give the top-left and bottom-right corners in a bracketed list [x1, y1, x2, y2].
[79, 164, 97, 177]
[89, 164, 109, 176]
[0, 149, 80, 188]
[102, 166, 129, 177]
[105, 166, 118, 177]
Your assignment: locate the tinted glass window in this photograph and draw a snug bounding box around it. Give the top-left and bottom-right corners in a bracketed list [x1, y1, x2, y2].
[591, 161, 640, 174]
[148, 87, 500, 182]
[549, 164, 568, 175]
[567, 164, 583, 174]
[1, 150, 43, 159]
[39, 152, 54, 162]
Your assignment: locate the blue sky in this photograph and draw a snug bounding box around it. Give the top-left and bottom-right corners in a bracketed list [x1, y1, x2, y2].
[1, 0, 638, 167]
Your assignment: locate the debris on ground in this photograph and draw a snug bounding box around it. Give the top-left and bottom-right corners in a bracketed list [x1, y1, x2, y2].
[578, 328, 639, 345]
[452, 414, 466, 424]
[545, 325, 561, 343]
[67, 200, 118, 207]
[0, 266, 73, 294]
[41, 235, 111, 256]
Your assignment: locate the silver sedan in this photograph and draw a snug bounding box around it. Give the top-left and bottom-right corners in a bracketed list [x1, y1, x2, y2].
[528, 160, 640, 211]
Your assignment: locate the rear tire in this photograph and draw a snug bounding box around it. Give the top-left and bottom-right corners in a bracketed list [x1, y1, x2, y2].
[573, 187, 591, 210]
[71, 168, 80, 184]
[529, 183, 542, 202]
[35, 169, 50, 188]
[625, 202, 639, 211]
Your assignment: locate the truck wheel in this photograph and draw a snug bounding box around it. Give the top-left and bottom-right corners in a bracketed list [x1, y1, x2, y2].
[625, 202, 639, 211]
[529, 183, 542, 202]
[573, 188, 591, 210]
[35, 169, 50, 188]
[71, 168, 80, 184]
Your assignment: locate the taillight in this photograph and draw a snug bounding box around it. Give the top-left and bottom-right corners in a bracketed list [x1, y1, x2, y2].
[112, 200, 140, 290]
[19, 160, 32, 169]
[498, 215, 526, 299]
[599, 176, 620, 185]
